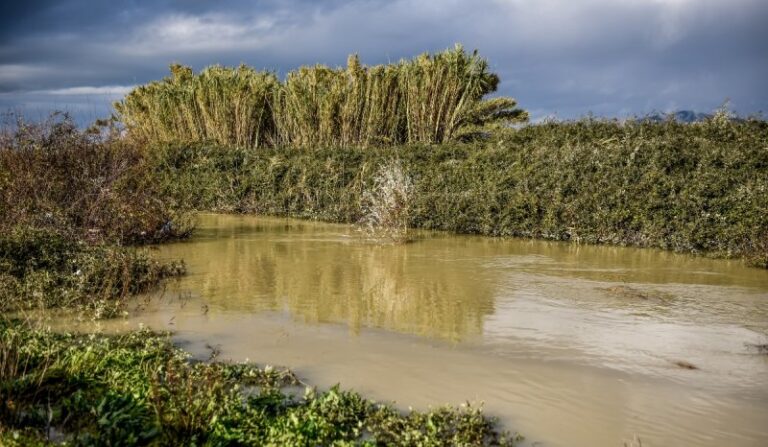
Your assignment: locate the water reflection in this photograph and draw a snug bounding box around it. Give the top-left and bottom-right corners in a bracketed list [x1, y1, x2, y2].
[161, 216, 498, 341]
[157, 214, 768, 343]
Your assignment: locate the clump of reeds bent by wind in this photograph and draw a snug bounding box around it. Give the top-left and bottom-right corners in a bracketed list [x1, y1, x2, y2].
[115, 44, 528, 148]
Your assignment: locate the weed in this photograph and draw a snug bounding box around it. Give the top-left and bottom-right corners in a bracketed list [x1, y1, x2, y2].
[0, 227, 185, 317]
[0, 112, 194, 245]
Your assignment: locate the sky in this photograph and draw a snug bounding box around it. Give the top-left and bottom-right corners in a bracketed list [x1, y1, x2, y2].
[1, 0, 766, 123]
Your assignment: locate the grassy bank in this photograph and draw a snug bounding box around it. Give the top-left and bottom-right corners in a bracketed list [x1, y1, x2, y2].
[0, 321, 517, 446]
[149, 116, 768, 266]
[0, 113, 190, 317]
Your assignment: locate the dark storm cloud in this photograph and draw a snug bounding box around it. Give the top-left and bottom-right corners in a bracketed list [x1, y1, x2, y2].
[1, 0, 767, 121]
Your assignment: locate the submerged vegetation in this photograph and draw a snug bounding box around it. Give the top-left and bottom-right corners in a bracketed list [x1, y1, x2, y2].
[0, 322, 518, 446]
[116, 45, 527, 149]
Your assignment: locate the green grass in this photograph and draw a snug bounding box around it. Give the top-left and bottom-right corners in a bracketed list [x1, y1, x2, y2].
[0, 321, 518, 446]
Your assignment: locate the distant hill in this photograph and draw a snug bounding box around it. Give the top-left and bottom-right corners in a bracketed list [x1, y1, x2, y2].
[641, 110, 713, 123]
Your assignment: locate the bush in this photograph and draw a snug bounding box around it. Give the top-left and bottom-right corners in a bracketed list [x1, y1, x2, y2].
[0, 112, 194, 245]
[0, 227, 185, 317]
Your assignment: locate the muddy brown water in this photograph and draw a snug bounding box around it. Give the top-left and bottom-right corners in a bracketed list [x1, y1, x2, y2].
[71, 214, 768, 446]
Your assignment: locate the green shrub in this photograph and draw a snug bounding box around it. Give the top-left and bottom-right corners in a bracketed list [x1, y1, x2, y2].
[0, 227, 185, 316]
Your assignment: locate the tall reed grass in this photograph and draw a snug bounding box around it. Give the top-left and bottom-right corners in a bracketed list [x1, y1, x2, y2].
[116, 45, 527, 148]
[115, 64, 280, 149]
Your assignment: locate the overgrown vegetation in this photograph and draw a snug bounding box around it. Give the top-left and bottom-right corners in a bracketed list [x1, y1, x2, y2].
[0, 112, 194, 245]
[0, 109, 518, 445]
[0, 113, 189, 317]
[0, 227, 185, 318]
[147, 115, 768, 266]
[0, 321, 517, 446]
[1, 44, 766, 444]
[116, 45, 527, 148]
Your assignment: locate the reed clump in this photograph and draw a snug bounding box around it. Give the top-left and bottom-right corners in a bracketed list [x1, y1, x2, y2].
[116, 45, 527, 148]
[116, 64, 280, 149]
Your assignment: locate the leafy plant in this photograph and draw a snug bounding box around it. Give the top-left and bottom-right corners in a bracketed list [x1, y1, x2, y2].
[0, 322, 518, 445]
[0, 227, 185, 317]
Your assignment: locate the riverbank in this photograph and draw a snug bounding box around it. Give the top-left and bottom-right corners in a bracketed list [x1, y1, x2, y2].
[37, 214, 768, 447]
[3, 113, 767, 267]
[0, 222, 515, 445]
[0, 320, 517, 446]
[2, 112, 767, 444]
[149, 116, 768, 267]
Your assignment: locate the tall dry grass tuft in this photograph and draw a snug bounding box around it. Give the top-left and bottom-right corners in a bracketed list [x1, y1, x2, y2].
[360, 160, 413, 243]
[116, 45, 527, 148]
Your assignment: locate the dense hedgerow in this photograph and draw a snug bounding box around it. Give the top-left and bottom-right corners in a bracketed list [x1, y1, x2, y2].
[147, 116, 768, 266]
[0, 322, 517, 446]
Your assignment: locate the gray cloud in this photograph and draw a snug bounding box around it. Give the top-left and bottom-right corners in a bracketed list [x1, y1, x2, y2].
[1, 0, 766, 122]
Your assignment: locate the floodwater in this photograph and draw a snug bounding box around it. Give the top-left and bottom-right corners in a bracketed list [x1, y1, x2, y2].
[76, 214, 768, 446]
